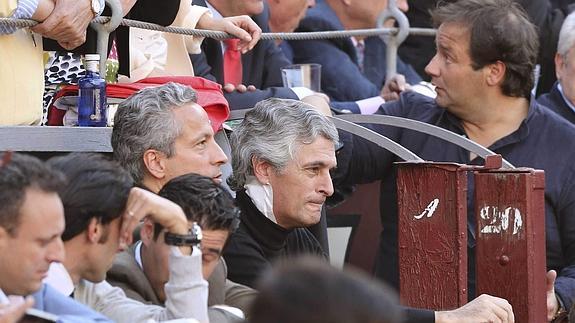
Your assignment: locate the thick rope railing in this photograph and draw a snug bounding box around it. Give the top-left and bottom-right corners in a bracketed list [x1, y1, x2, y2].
[0, 17, 436, 41]
[1, 0, 435, 78]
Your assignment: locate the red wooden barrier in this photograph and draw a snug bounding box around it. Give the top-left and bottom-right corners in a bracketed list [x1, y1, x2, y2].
[475, 168, 546, 323]
[397, 162, 468, 310]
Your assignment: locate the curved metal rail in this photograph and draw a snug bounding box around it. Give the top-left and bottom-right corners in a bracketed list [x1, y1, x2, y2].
[337, 114, 515, 169]
[330, 117, 423, 162]
[228, 109, 422, 162]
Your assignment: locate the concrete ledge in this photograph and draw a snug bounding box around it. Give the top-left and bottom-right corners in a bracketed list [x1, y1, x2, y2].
[0, 126, 112, 152]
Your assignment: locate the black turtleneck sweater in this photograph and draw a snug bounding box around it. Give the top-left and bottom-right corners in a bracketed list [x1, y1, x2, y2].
[223, 190, 327, 288]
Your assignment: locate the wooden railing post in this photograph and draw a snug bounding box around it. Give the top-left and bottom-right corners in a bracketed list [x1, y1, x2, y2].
[474, 168, 546, 323]
[397, 162, 468, 310]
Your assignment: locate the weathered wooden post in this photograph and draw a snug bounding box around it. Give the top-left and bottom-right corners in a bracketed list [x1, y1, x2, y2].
[397, 162, 469, 310]
[474, 168, 546, 323]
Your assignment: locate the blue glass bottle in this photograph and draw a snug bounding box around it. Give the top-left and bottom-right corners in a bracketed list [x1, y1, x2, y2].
[78, 54, 107, 127]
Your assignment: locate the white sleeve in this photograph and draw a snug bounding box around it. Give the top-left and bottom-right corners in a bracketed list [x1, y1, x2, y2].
[75, 247, 207, 323]
[164, 246, 209, 323]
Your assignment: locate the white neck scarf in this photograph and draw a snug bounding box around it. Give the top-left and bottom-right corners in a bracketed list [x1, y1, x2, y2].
[244, 176, 277, 224]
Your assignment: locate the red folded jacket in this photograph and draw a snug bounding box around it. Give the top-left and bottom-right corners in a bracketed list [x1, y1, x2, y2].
[47, 76, 229, 132]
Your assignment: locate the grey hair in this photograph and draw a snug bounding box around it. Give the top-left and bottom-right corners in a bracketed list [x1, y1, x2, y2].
[558, 12, 575, 58]
[112, 82, 198, 184]
[228, 98, 339, 191]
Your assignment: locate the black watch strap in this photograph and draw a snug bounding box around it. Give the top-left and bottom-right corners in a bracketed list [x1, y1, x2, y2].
[164, 222, 202, 247]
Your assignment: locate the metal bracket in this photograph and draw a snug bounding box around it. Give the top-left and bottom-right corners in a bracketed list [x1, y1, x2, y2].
[376, 0, 410, 80]
[90, 0, 123, 76]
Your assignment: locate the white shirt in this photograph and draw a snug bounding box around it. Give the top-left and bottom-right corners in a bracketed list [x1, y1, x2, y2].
[44, 250, 207, 323]
[44, 262, 75, 296]
[134, 241, 244, 319]
[0, 288, 9, 304]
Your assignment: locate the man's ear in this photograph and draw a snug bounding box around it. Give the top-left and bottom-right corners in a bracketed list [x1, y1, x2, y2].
[252, 157, 273, 185]
[142, 149, 167, 180]
[555, 53, 564, 81]
[86, 217, 102, 244]
[485, 60, 506, 87]
[140, 218, 155, 246]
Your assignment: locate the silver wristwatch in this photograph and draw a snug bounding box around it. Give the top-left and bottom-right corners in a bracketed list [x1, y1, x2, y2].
[90, 0, 105, 17]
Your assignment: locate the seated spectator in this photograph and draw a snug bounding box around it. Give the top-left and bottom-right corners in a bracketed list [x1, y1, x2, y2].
[249, 257, 403, 323]
[224, 98, 337, 288]
[112, 82, 228, 192]
[289, 0, 422, 114]
[108, 173, 256, 322]
[191, 0, 333, 248]
[538, 12, 575, 123]
[45, 153, 208, 323]
[0, 152, 112, 322]
[111, 82, 256, 322]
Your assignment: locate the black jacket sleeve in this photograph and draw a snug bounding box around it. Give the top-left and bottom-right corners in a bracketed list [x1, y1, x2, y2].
[403, 307, 435, 323]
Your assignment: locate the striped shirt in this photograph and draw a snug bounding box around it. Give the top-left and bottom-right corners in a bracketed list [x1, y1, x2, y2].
[0, 0, 39, 34]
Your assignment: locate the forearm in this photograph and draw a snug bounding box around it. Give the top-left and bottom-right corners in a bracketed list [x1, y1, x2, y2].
[78, 280, 177, 323]
[31, 0, 54, 21]
[173, 3, 210, 54]
[164, 247, 209, 322]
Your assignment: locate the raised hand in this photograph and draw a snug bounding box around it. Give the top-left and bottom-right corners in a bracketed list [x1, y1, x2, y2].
[197, 14, 262, 53]
[32, 0, 94, 50]
[435, 294, 514, 323]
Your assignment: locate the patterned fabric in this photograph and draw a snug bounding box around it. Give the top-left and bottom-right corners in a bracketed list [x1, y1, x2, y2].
[42, 52, 83, 125]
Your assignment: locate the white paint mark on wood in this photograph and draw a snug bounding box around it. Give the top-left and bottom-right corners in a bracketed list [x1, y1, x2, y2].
[414, 198, 439, 220]
[480, 206, 523, 235]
